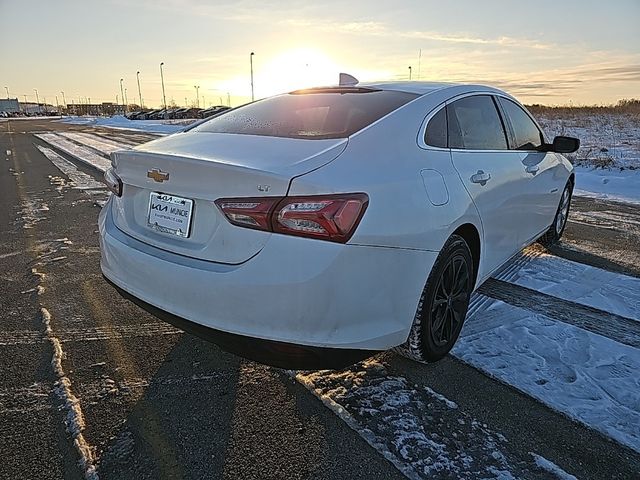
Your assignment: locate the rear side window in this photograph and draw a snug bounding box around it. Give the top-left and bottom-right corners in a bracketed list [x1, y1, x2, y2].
[499, 98, 544, 150]
[447, 95, 508, 150]
[191, 89, 419, 139]
[424, 107, 447, 148]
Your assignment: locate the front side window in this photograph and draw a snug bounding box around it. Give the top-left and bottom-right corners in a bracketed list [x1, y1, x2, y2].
[499, 98, 544, 150]
[447, 95, 508, 150]
[191, 89, 418, 140]
[424, 106, 447, 148]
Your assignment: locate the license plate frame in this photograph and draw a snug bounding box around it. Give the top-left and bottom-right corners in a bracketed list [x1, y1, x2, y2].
[147, 192, 194, 238]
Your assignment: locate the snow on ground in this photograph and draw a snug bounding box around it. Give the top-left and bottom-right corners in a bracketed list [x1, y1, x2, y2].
[56, 132, 130, 155]
[531, 454, 577, 480]
[296, 360, 526, 479]
[35, 146, 105, 191]
[507, 251, 640, 322]
[535, 111, 640, 204]
[454, 298, 640, 453]
[573, 166, 640, 205]
[58, 115, 188, 135]
[34, 133, 111, 172]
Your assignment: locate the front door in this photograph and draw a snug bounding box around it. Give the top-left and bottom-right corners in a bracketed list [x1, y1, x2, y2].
[447, 95, 532, 277]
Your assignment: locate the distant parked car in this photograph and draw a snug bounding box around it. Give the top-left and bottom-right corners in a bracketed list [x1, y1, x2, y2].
[200, 105, 230, 118]
[100, 80, 579, 369]
[182, 107, 203, 119]
[147, 109, 167, 120]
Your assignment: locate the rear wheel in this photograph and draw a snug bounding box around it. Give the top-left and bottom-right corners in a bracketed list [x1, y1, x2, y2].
[395, 234, 473, 363]
[538, 182, 573, 246]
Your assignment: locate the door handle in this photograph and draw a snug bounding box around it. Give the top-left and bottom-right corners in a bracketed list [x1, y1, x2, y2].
[470, 170, 491, 185]
[525, 165, 539, 174]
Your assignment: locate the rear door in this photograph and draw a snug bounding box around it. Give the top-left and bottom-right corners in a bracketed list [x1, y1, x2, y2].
[497, 96, 564, 241]
[448, 95, 531, 275]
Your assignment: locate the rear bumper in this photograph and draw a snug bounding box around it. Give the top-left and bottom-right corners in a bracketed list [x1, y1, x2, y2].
[104, 275, 375, 369]
[99, 200, 437, 362]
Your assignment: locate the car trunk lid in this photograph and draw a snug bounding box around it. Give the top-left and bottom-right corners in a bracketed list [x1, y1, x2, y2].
[110, 132, 347, 264]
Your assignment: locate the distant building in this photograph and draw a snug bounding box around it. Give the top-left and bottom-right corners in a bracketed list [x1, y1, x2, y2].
[0, 98, 19, 113]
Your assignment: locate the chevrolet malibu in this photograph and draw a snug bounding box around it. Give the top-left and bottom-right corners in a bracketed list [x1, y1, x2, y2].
[99, 79, 579, 369]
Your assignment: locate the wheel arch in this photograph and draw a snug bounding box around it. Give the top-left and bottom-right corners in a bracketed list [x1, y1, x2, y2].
[451, 223, 481, 287]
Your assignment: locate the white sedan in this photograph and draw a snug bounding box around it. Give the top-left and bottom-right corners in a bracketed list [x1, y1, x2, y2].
[99, 79, 578, 369]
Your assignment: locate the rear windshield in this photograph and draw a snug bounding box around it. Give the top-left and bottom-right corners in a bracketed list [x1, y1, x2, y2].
[191, 89, 419, 139]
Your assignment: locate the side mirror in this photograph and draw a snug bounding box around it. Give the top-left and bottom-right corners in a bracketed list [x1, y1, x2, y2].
[551, 136, 580, 154]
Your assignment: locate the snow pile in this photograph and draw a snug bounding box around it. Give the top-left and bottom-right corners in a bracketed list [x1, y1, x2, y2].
[58, 115, 188, 134]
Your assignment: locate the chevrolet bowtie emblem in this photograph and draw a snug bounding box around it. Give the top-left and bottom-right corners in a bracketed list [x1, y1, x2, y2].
[147, 168, 170, 183]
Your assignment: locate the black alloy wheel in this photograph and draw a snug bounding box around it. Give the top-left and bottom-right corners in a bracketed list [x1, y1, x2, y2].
[430, 254, 470, 348]
[395, 234, 474, 363]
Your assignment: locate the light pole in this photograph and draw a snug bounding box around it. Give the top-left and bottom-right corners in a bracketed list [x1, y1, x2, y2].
[4, 86, 8, 99]
[250, 52, 255, 102]
[119, 78, 125, 114]
[227, 92, 230, 107]
[124, 88, 128, 109]
[194, 85, 200, 108]
[61, 91, 66, 108]
[23, 94, 27, 113]
[55, 95, 60, 116]
[34, 89, 40, 114]
[136, 71, 143, 109]
[408, 66, 412, 80]
[160, 62, 167, 111]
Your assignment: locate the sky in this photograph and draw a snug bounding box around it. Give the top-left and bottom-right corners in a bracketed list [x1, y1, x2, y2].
[1, 0, 639, 108]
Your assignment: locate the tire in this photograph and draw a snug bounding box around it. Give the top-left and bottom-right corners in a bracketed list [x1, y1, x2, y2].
[538, 181, 573, 247]
[394, 234, 474, 363]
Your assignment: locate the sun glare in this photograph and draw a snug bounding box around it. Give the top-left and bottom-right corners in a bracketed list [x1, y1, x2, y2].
[218, 48, 342, 101]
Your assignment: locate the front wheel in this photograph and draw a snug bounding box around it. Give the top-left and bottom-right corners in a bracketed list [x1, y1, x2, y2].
[538, 182, 573, 247]
[395, 234, 473, 363]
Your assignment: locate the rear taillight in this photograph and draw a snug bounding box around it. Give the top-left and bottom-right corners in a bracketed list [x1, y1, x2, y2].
[214, 197, 281, 231]
[104, 167, 122, 197]
[215, 193, 368, 243]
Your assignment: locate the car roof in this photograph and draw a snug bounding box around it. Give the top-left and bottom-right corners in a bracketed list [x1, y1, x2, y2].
[358, 81, 505, 97]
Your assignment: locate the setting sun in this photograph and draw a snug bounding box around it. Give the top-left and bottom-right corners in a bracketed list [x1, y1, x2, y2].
[216, 48, 343, 100]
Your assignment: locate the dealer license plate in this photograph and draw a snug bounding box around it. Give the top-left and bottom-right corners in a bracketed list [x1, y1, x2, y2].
[147, 192, 194, 238]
